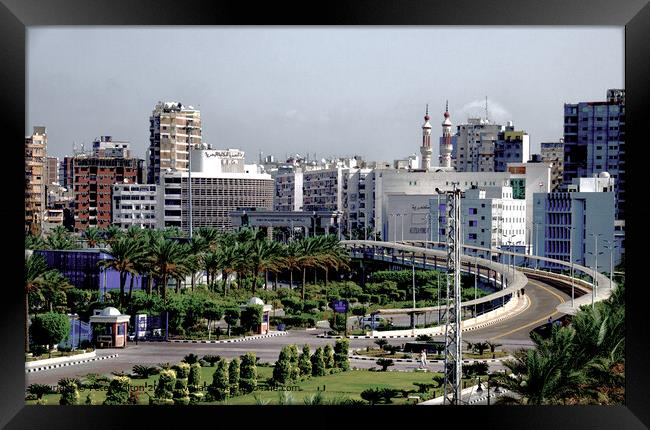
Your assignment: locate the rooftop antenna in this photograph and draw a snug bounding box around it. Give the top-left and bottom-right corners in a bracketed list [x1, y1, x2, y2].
[485, 96, 489, 122]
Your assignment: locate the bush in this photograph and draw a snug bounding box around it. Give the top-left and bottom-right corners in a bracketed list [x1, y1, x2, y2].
[31, 312, 70, 351]
[58, 378, 80, 405]
[270, 315, 316, 329]
[239, 353, 257, 394]
[273, 346, 294, 385]
[132, 365, 159, 379]
[360, 387, 383, 405]
[334, 339, 350, 371]
[27, 383, 54, 400]
[208, 359, 229, 401]
[384, 344, 401, 355]
[202, 355, 221, 366]
[323, 344, 335, 369]
[182, 353, 200, 364]
[462, 362, 489, 378]
[240, 304, 263, 333]
[228, 358, 240, 396]
[311, 347, 326, 377]
[172, 362, 191, 405]
[288, 344, 300, 381]
[150, 369, 176, 404]
[374, 339, 388, 350]
[298, 345, 312, 378]
[80, 373, 111, 390]
[376, 358, 394, 371]
[103, 376, 130, 405]
[188, 363, 202, 393]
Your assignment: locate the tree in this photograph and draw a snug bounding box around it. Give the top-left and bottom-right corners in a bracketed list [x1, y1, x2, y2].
[360, 388, 383, 405]
[24, 253, 51, 352]
[374, 339, 388, 350]
[103, 376, 131, 405]
[188, 363, 202, 393]
[288, 344, 301, 381]
[83, 227, 103, 248]
[239, 353, 258, 394]
[224, 307, 240, 337]
[323, 344, 335, 369]
[172, 362, 191, 405]
[46, 226, 78, 250]
[273, 346, 294, 385]
[298, 344, 312, 378]
[240, 304, 263, 334]
[334, 338, 350, 371]
[229, 358, 240, 396]
[27, 383, 54, 400]
[98, 236, 145, 308]
[311, 347, 326, 377]
[147, 237, 189, 302]
[203, 300, 223, 336]
[376, 358, 394, 371]
[58, 378, 80, 405]
[38, 270, 72, 313]
[208, 359, 230, 401]
[31, 312, 69, 354]
[150, 369, 176, 405]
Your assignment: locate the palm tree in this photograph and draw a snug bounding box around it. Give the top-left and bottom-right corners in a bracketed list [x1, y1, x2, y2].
[25, 253, 51, 352]
[39, 270, 73, 312]
[147, 237, 188, 302]
[103, 225, 123, 246]
[46, 226, 77, 250]
[247, 240, 283, 293]
[98, 236, 145, 308]
[294, 238, 322, 301]
[283, 242, 301, 291]
[25, 234, 47, 250]
[216, 245, 238, 297]
[187, 235, 208, 291]
[83, 227, 103, 248]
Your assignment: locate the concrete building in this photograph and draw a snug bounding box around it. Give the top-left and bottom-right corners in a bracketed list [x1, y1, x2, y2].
[159, 148, 274, 232]
[147, 101, 202, 184]
[344, 168, 375, 237]
[506, 162, 552, 245]
[302, 167, 345, 213]
[494, 124, 530, 172]
[73, 156, 141, 232]
[274, 169, 303, 212]
[453, 117, 503, 173]
[25, 126, 47, 236]
[424, 186, 526, 255]
[112, 183, 159, 229]
[59, 156, 75, 189]
[533, 173, 616, 272]
[92, 136, 131, 158]
[540, 141, 565, 191]
[45, 156, 60, 187]
[563, 89, 625, 219]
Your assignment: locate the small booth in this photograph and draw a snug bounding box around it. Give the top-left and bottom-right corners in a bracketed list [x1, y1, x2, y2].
[243, 297, 273, 334]
[89, 307, 131, 348]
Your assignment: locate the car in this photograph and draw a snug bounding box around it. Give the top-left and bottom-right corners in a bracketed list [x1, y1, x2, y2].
[359, 314, 387, 330]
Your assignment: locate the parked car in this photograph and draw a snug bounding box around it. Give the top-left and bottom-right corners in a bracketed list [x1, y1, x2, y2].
[359, 314, 388, 330]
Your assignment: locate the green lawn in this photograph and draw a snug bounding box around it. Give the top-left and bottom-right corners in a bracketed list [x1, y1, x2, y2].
[26, 366, 448, 406]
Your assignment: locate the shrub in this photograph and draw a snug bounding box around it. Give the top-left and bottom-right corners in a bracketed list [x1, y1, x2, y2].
[311, 347, 326, 377]
[379, 388, 401, 403]
[228, 358, 240, 396]
[223, 307, 240, 336]
[172, 362, 191, 405]
[182, 353, 200, 364]
[360, 388, 383, 405]
[288, 344, 301, 381]
[132, 365, 159, 379]
[239, 353, 258, 394]
[31, 312, 70, 351]
[27, 383, 54, 400]
[298, 344, 312, 378]
[323, 344, 335, 369]
[374, 339, 388, 350]
[240, 304, 263, 333]
[188, 363, 202, 393]
[376, 358, 394, 371]
[208, 359, 230, 401]
[58, 378, 80, 405]
[150, 369, 176, 404]
[273, 346, 294, 385]
[80, 373, 111, 389]
[202, 355, 221, 366]
[334, 338, 350, 371]
[103, 376, 130, 405]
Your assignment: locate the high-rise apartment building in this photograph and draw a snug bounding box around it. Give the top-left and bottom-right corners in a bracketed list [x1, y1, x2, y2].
[92, 136, 131, 158]
[25, 126, 47, 235]
[494, 124, 530, 172]
[112, 183, 158, 229]
[147, 101, 202, 184]
[540, 141, 565, 191]
[453, 118, 503, 173]
[45, 156, 60, 187]
[275, 169, 304, 212]
[73, 156, 141, 232]
[563, 89, 625, 219]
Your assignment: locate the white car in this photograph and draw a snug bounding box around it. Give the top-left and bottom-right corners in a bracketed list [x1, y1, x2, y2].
[359, 315, 386, 330]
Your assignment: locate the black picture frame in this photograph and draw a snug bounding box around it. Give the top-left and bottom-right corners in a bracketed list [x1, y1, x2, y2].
[2, 0, 649, 428]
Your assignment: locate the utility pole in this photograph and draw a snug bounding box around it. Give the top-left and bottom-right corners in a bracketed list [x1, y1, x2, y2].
[412, 259, 416, 329]
[437, 184, 463, 405]
[187, 122, 193, 239]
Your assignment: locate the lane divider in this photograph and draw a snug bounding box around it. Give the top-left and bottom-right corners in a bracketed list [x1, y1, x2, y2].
[169, 331, 287, 344]
[26, 354, 119, 374]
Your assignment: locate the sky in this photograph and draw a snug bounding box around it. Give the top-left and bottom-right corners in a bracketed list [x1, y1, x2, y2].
[27, 27, 624, 163]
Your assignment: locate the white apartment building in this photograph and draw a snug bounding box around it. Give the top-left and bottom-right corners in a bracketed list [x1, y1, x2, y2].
[344, 168, 374, 236]
[453, 118, 503, 172]
[112, 183, 159, 229]
[275, 169, 303, 212]
[302, 167, 345, 213]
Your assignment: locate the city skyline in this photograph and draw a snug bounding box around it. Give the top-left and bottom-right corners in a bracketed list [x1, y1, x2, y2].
[28, 27, 623, 162]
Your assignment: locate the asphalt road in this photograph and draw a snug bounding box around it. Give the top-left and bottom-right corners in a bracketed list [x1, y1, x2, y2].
[25, 278, 567, 388]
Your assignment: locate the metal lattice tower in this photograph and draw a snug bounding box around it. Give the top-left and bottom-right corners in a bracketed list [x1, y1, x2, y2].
[441, 184, 463, 405]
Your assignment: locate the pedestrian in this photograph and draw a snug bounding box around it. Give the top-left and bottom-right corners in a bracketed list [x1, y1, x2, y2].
[422, 350, 428, 367]
[216, 326, 222, 340]
[547, 316, 553, 325]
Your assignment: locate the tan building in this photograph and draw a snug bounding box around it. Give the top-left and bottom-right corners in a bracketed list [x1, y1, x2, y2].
[45, 156, 59, 187]
[147, 101, 202, 184]
[540, 140, 565, 191]
[25, 126, 47, 236]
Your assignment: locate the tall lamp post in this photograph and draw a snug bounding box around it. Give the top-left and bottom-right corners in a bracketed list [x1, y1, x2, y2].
[534, 222, 541, 271]
[603, 240, 618, 289]
[587, 233, 604, 307]
[562, 225, 576, 307]
[400, 213, 405, 242]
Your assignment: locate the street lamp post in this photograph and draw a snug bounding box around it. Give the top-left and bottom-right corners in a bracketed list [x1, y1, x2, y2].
[603, 240, 618, 289]
[400, 213, 404, 242]
[562, 225, 575, 307]
[534, 222, 541, 270]
[474, 255, 478, 317]
[588, 233, 604, 306]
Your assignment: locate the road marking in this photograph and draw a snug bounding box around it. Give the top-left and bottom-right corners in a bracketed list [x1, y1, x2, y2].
[488, 279, 566, 340]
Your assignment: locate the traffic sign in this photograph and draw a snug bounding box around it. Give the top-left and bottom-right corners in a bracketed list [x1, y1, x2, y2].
[331, 300, 348, 313]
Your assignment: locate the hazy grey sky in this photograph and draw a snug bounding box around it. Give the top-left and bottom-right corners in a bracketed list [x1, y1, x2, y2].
[27, 27, 623, 163]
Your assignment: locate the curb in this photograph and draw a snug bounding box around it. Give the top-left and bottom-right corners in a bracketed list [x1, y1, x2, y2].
[25, 354, 119, 374]
[169, 331, 287, 344]
[349, 355, 510, 364]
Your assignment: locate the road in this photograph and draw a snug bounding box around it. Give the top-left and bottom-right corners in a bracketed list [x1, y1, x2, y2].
[25, 278, 568, 388]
